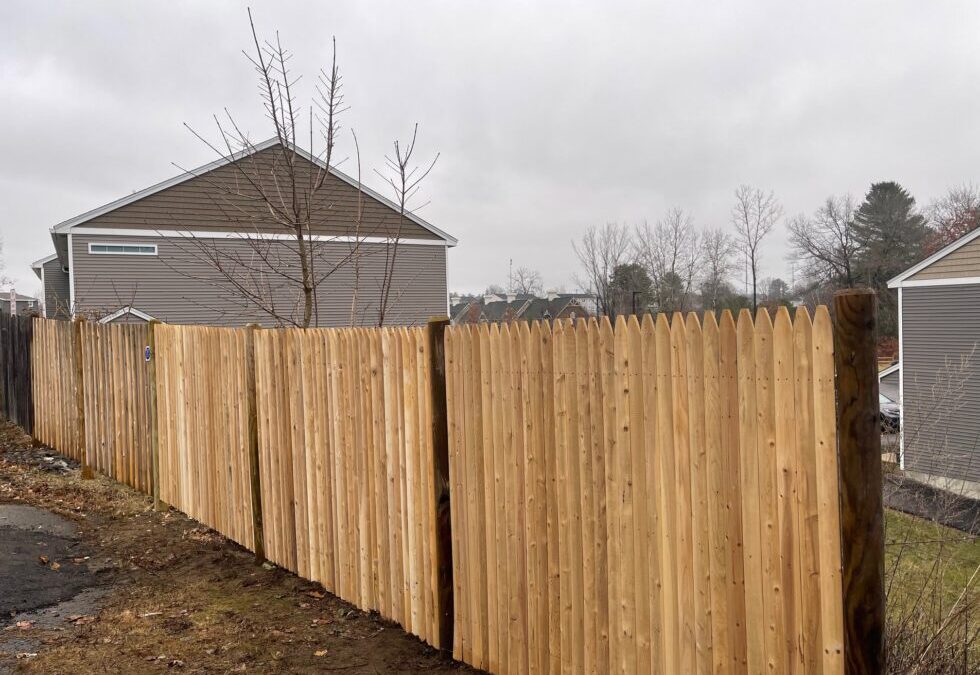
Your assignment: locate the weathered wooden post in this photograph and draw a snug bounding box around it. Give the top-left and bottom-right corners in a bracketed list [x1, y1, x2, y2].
[833, 288, 885, 674]
[427, 316, 453, 651]
[74, 317, 94, 480]
[244, 323, 265, 564]
[147, 319, 164, 511]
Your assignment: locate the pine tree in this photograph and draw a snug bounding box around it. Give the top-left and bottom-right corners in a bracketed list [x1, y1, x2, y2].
[853, 182, 930, 335]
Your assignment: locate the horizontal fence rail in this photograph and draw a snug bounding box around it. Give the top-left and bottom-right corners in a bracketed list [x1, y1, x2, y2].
[253, 326, 444, 649]
[446, 307, 845, 675]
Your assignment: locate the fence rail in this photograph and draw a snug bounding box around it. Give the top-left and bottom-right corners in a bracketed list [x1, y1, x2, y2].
[9, 301, 884, 675]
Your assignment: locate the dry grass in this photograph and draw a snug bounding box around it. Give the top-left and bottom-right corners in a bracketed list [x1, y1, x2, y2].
[0, 423, 476, 674]
[886, 510, 979, 673]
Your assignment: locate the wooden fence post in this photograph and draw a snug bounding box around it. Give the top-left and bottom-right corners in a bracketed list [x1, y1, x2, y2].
[244, 323, 265, 564]
[148, 319, 164, 511]
[74, 317, 93, 480]
[833, 289, 885, 675]
[427, 316, 454, 651]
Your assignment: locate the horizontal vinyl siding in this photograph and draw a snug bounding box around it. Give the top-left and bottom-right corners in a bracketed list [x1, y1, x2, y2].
[71, 233, 447, 328]
[42, 258, 70, 319]
[909, 235, 980, 280]
[902, 285, 980, 483]
[73, 145, 441, 241]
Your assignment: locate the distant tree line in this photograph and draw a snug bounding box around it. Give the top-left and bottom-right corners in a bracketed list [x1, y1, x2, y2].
[568, 182, 980, 337]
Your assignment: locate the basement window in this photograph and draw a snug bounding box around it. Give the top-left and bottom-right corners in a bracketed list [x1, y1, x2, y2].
[88, 243, 158, 256]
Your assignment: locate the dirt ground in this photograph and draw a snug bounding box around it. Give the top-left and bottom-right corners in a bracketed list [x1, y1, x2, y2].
[0, 422, 481, 674]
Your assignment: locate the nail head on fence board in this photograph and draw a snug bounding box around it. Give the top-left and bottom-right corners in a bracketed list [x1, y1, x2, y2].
[833, 288, 885, 675]
[427, 316, 453, 652]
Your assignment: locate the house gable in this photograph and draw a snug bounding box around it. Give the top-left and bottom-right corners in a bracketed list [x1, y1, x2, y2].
[908, 234, 980, 282]
[889, 227, 980, 288]
[53, 140, 455, 245]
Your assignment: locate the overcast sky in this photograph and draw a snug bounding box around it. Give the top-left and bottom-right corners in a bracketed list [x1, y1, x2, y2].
[3, 1, 980, 298]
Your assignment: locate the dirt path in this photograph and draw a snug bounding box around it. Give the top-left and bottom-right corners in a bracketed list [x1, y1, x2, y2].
[0, 422, 480, 674]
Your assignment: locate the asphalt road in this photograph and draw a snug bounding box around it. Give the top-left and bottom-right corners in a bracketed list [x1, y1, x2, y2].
[0, 505, 93, 619]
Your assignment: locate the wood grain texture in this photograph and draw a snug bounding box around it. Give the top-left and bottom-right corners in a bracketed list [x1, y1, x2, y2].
[833, 291, 881, 675]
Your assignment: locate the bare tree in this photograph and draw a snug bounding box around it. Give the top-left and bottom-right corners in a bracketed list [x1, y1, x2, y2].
[510, 266, 544, 295]
[700, 227, 736, 311]
[166, 11, 436, 328]
[572, 223, 633, 317]
[731, 185, 781, 312]
[633, 208, 702, 313]
[927, 183, 980, 252]
[788, 194, 859, 288]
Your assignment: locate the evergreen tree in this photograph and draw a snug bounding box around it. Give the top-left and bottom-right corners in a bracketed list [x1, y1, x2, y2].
[853, 182, 930, 335]
[608, 263, 654, 317]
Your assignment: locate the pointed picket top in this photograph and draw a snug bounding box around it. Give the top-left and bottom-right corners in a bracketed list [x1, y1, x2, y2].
[627, 313, 641, 333]
[685, 311, 702, 334]
[813, 306, 833, 356]
[640, 312, 656, 334]
[614, 313, 629, 334]
[519, 319, 531, 341]
[755, 306, 773, 331]
[794, 306, 811, 330]
[670, 311, 685, 333]
[529, 319, 542, 342]
[774, 306, 793, 347]
[702, 310, 719, 334]
[736, 308, 754, 348]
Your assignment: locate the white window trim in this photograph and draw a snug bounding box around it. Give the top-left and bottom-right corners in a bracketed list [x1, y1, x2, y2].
[88, 242, 158, 256]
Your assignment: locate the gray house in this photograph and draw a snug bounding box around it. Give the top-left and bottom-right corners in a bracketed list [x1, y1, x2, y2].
[32, 139, 457, 327]
[887, 227, 980, 495]
[0, 292, 39, 316]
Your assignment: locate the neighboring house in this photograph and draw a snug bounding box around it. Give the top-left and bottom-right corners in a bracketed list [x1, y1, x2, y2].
[450, 292, 594, 325]
[32, 139, 457, 327]
[0, 293, 39, 316]
[31, 254, 70, 319]
[887, 227, 980, 496]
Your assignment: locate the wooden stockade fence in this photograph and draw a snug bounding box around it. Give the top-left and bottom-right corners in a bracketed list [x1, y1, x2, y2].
[14, 297, 886, 675]
[0, 313, 34, 434]
[253, 327, 445, 649]
[155, 325, 256, 550]
[446, 307, 845, 675]
[80, 321, 153, 491]
[32, 318, 82, 460]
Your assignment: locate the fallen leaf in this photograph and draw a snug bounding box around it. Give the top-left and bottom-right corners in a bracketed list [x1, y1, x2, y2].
[69, 615, 96, 625]
[38, 555, 49, 565]
[15, 652, 38, 660]
[15, 621, 33, 630]
[50, 561, 61, 571]
[306, 590, 325, 599]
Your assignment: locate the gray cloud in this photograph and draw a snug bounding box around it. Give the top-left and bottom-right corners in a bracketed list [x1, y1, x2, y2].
[3, 0, 980, 297]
